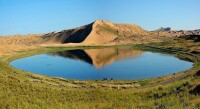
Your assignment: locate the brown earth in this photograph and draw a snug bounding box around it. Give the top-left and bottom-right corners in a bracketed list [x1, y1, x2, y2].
[3, 20, 198, 57]
[0, 44, 36, 57]
[44, 20, 166, 45]
[0, 34, 44, 45]
[1, 20, 199, 46]
[0, 20, 168, 46]
[0, 34, 43, 56]
[0, 20, 169, 57]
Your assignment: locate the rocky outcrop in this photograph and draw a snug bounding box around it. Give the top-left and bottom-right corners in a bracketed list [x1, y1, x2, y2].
[155, 27, 172, 32]
[154, 27, 200, 38]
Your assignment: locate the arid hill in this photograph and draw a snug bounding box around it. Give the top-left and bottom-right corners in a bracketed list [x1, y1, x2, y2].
[0, 34, 44, 45]
[42, 23, 93, 44]
[1, 20, 199, 46]
[42, 20, 166, 45]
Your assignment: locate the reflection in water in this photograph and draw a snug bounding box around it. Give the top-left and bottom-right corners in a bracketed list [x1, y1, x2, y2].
[50, 46, 143, 68]
[51, 50, 93, 65]
[10, 46, 193, 80]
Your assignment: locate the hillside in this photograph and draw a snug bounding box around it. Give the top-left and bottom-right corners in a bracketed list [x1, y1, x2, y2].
[42, 20, 166, 45]
[0, 20, 171, 45]
[0, 34, 44, 45]
[0, 20, 200, 45]
[1, 21, 199, 45]
[42, 23, 93, 44]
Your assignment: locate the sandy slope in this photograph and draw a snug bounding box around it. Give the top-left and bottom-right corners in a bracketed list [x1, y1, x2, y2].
[43, 20, 166, 45]
[0, 34, 44, 45]
[0, 20, 168, 47]
[4, 20, 199, 47]
[0, 34, 44, 56]
[0, 20, 170, 56]
[0, 44, 36, 57]
[82, 20, 148, 44]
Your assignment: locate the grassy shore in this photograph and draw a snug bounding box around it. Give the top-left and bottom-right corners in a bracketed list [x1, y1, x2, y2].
[0, 40, 200, 109]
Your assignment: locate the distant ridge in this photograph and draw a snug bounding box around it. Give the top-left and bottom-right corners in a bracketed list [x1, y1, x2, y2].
[155, 27, 172, 32]
[154, 27, 200, 37]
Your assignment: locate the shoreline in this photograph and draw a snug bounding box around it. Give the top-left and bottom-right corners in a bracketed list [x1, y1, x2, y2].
[1, 42, 200, 108]
[3, 44, 199, 85]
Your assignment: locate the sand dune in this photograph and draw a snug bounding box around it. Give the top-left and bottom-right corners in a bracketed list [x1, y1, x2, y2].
[0, 34, 44, 45]
[0, 20, 169, 47]
[0, 44, 36, 56]
[2, 20, 199, 46]
[43, 20, 165, 45]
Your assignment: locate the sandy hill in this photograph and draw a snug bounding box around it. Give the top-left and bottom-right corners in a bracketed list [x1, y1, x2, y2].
[0, 34, 44, 45]
[42, 23, 93, 44]
[42, 20, 165, 45]
[0, 20, 169, 46]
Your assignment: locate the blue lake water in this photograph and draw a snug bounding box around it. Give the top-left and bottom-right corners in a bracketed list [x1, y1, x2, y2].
[10, 47, 193, 80]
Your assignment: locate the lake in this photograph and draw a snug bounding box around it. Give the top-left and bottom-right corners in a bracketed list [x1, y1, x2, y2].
[10, 46, 193, 80]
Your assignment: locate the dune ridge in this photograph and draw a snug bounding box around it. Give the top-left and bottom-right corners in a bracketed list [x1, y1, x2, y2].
[42, 20, 165, 45]
[0, 20, 171, 46]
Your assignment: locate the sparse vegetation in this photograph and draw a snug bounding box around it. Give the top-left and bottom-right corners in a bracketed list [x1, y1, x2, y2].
[0, 31, 200, 109]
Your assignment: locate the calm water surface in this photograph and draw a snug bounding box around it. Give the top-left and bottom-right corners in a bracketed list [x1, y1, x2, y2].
[10, 47, 193, 80]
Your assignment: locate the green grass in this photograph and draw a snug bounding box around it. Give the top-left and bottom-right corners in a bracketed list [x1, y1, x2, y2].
[0, 41, 200, 109]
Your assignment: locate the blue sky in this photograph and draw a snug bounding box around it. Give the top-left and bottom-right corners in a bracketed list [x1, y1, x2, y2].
[0, 0, 200, 35]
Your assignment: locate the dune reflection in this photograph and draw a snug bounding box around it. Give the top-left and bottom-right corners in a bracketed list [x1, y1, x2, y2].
[50, 46, 143, 68]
